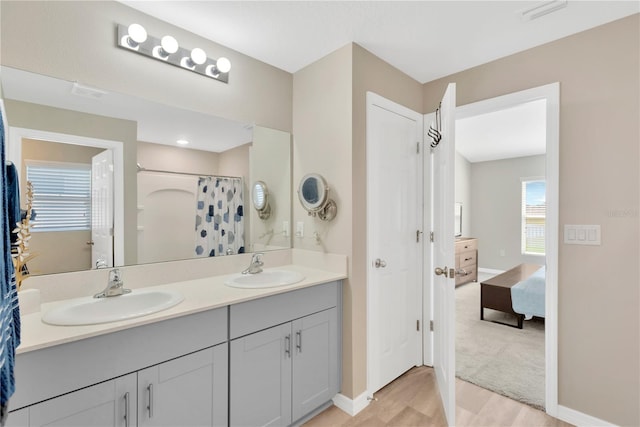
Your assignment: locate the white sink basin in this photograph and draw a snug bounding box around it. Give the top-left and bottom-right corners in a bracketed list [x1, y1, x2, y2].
[42, 289, 184, 326]
[225, 270, 305, 289]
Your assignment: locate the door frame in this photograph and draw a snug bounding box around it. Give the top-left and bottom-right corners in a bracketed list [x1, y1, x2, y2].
[7, 127, 125, 267]
[365, 91, 423, 400]
[423, 82, 560, 416]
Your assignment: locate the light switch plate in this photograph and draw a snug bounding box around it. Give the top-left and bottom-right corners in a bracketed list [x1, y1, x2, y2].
[564, 225, 601, 245]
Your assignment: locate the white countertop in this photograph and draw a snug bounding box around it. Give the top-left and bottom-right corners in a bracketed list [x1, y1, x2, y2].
[17, 264, 346, 354]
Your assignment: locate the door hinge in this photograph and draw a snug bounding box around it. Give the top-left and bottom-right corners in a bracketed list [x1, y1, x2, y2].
[416, 230, 423, 243]
[430, 231, 434, 242]
[430, 320, 434, 332]
[416, 320, 420, 331]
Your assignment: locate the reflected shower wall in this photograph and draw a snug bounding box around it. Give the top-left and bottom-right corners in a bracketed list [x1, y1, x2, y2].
[137, 171, 200, 264]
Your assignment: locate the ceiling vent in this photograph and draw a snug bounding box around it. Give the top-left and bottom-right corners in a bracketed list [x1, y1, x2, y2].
[71, 82, 108, 100]
[518, 0, 568, 22]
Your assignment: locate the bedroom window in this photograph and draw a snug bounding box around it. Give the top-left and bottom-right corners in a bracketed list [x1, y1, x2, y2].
[521, 179, 546, 255]
[26, 161, 92, 232]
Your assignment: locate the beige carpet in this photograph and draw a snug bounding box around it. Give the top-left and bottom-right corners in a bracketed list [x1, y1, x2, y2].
[455, 280, 545, 409]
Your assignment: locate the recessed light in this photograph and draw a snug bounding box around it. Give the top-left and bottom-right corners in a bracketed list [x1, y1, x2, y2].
[176, 139, 189, 145]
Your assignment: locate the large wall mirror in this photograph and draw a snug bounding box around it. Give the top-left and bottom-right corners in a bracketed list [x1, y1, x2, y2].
[1, 66, 292, 276]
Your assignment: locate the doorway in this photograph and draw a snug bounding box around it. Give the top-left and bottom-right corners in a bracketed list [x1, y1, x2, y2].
[7, 127, 125, 268]
[451, 83, 559, 417]
[455, 98, 547, 409]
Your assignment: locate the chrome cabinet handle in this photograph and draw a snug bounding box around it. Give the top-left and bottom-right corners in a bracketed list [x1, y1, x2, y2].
[147, 384, 153, 418]
[296, 330, 302, 353]
[124, 392, 130, 427]
[285, 334, 291, 358]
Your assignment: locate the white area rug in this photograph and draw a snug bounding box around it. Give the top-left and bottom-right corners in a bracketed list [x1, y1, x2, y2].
[455, 281, 545, 409]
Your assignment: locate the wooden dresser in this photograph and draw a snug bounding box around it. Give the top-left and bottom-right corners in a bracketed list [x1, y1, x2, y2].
[455, 237, 478, 286]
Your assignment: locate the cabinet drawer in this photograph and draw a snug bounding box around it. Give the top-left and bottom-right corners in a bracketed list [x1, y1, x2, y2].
[455, 266, 477, 285]
[230, 281, 340, 339]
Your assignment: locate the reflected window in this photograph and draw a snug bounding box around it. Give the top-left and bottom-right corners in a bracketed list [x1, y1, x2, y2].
[26, 162, 91, 232]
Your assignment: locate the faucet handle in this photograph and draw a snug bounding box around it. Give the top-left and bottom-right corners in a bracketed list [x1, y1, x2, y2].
[109, 268, 121, 282]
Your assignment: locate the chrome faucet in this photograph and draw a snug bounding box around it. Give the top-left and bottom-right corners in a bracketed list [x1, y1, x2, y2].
[242, 253, 264, 275]
[94, 268, 132, 298]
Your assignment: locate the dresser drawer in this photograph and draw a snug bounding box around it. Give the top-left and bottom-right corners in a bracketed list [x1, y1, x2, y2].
[455, 239, 477, 252]
[455, 266, 477, 285]
[459, 251, 476, 268]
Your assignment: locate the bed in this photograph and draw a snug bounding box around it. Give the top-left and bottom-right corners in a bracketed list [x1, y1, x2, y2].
[480, 263, 545, 329]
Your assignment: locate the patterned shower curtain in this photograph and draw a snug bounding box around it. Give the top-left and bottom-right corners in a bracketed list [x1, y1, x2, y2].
[194, 177, 245, 257]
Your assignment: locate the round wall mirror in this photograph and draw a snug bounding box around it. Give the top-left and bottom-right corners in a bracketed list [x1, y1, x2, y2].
[252, 181, 271, 219]
[298, 173, 337, 221]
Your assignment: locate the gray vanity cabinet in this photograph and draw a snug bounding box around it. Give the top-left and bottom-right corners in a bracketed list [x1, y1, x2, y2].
[7, 373, 136, 427]
[138, 345, 228, 427]
[229, 281, 341, 427]
[230, 323, 293, 427]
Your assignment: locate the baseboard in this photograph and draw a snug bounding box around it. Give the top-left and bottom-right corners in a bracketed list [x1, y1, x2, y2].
[332, 391, 371, 417]
[556, 405, 618, 427]
[478, 267, 505, 275]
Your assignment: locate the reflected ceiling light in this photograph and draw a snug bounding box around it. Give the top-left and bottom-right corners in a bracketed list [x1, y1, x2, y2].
[176, 139, 190, 146]
[116, 23, 230, 84]
[153, 35, 179, 60]
[123, 23, 147, 49]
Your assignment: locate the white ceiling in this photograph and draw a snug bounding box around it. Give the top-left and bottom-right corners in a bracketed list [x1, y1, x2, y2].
[455, 99, 547, 163]
[119, 1, 638, 83]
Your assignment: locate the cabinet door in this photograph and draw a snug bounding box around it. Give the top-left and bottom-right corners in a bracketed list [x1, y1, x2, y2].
[138, 345, 227, 427]
[27, 373, 136, 427]
[230, 323, 292, 427]
[291, 308, 338, 422]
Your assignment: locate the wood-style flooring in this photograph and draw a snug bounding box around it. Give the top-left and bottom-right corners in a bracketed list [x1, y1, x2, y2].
[303, 367, 573, 427]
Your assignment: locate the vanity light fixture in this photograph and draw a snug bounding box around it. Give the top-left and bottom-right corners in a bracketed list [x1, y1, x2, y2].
[116, 23, 231, 83]
[176, 139, 190, 146]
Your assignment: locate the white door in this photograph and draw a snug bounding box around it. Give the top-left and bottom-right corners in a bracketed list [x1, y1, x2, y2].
[91, 150, 114, 269]
[430, 83, 457, 425]
[367, 92, 423, 394]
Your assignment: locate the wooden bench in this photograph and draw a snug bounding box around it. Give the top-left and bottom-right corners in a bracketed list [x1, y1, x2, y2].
[480, 263, 543, 329]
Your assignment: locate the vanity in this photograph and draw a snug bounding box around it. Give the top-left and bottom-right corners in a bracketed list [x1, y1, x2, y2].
[6, 262, 344, 427]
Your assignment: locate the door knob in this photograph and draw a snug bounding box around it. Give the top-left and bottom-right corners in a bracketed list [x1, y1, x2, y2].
[374, 258, 387, 268]
[434, 266, 448, 276]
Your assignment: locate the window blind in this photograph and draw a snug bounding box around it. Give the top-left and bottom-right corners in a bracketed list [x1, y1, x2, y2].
[26, 163, 91, 232]
[521, 179, 546, 255]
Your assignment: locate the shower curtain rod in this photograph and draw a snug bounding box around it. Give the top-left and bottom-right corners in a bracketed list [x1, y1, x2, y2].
[136, 164, 241, 180]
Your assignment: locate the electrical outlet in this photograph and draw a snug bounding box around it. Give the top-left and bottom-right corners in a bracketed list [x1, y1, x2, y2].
[296, 221, 304, 238]
[282, 221, 290, 237]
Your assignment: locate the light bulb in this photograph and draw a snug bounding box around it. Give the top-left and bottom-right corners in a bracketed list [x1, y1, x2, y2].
[176, 139, 189, 145]
[216, 57, 231, 73]
[127, 23, 147, 47]
[160, 35, 178, 55]
[190, 48, 207, 66]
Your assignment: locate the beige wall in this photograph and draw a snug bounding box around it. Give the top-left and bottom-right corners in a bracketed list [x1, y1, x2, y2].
[424, 15, 639, 426]
[293, 42, 423, 399]
[293, 44, 354, 394]
[470, 155, 546, 270]
[4, 100, 139, 265]
[0, 1, 292, 132]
